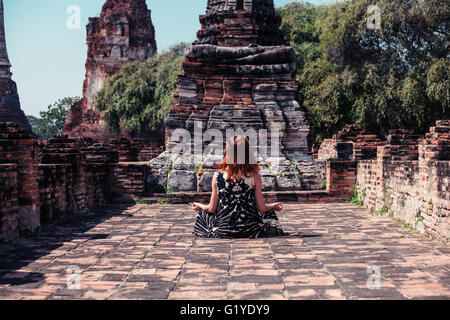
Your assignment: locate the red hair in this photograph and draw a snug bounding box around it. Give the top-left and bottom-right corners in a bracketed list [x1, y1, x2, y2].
[220, 136, 260, 181]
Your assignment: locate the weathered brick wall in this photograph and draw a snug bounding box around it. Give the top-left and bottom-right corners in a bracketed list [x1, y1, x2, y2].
[39, 136, 116, 220]
[112, 163, 147, 201]
[0, 123, 40, 236]
[318, 139, 336, 161]
[355, 160, 380, 210]
[327, 161, 357, 197]
[354, 134, 385, 160]
[85, 164, 112, 209]
[38, 164, 73, 224]
[0, 129, 120, 242]
[356, 121, 450, 241]
[0, 164, 18, 242]
[40, 135, 89, 215]
[318, 125, 385, 161]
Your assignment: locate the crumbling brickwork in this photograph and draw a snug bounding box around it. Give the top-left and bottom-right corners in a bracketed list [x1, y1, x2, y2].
[356, 121, 449, 241]
[0, 163, 18, 242]
[0, 123, 40, 238]
[64, 0, 157, 139]
[0, 123, 129, 242]
[318, 124, 385, 161]
[0, 78, 31, 133]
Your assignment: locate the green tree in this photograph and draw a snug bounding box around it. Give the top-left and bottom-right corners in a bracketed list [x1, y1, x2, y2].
[279, 0, 449, 140]
[27, 97, 79, 138]
[95, 43, 187, 134]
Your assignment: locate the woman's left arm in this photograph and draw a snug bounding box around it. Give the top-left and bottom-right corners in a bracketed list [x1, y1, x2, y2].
[192, 174, 219, 213]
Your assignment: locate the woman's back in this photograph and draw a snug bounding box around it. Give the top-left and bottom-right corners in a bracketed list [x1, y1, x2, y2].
[193, 172, 285, 239]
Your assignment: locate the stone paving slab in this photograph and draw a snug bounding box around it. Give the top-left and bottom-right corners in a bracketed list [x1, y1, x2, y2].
[0, 203, 448, 300]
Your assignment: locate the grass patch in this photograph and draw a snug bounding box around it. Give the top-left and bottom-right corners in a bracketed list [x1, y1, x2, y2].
[379, 205, 389, 215]
[135, 200, 148, 205]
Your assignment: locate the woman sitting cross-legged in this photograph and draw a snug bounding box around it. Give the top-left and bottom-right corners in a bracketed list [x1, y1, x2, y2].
[192, 135, 286, 239]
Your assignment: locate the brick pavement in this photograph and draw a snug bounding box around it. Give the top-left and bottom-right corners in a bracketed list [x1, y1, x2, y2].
[0, 204, 449, 300]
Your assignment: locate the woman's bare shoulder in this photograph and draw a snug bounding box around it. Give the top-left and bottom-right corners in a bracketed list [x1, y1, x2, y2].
[251, 172, 262, 181]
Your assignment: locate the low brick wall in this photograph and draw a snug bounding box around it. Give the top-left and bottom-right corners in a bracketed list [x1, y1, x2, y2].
[327, 161, 357, 197]
[357, 159, 449, 240]
[38, 164, 73, 224]
[85, 164, 113, 209]
[0, 164, 19, 242]
[317, 139, 336, 161]
[112, 163, 148, 201]
[355, 121, 450, 241]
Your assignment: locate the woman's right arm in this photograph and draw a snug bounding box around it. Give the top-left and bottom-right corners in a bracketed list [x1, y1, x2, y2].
[254, 173, 283, 213]
[192, 174, 219, 213]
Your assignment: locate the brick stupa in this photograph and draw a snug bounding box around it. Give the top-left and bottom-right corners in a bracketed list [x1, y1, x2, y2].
[64, 0, 157, 139]
[165, 0, 312, 157]
[149, 0, 325, 193]
[0, 0, 31, 133]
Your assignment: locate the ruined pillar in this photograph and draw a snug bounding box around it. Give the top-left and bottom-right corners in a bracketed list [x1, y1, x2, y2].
[64, 0, 157, 139]
[0, 123, 40, 238]
[0, 0, 32, 132]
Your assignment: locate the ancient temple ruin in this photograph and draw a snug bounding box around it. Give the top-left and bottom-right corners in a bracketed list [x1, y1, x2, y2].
[64, 0, 157, 138]
[1, 0, 448, 244]
[151, 0, 324, 192]
[0, 0, 31, 133]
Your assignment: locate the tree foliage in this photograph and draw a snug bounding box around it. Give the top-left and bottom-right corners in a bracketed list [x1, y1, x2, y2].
[95, 43, 187, 134]
[279, 0, 449, 140]
[27, 97, 79, 138]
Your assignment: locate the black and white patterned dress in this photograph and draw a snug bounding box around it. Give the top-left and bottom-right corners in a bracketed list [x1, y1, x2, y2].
[193, 172, 286, 239]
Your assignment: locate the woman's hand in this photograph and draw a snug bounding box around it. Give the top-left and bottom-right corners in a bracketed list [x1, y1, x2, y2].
[272, 202, 284, 212]
[192, 203, 202, 212]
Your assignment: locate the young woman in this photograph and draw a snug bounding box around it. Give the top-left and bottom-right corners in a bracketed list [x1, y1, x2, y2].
[192, 135, 286, 239]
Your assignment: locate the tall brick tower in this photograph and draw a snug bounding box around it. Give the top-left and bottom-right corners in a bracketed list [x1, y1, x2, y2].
[165, 0, 313, 159]
[149, 0, 325, 193]
[64, 0, 157, 138]
[0, 0, 32, 132]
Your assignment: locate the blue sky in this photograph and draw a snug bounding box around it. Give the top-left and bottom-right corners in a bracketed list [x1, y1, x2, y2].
[4, 0, 331, 116]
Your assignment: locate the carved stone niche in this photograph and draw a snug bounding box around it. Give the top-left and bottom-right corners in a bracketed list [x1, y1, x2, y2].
[111, 46, 123, 58]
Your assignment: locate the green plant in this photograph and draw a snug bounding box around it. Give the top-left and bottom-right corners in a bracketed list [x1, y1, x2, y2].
[399, 200, 405, 207]
[348, 182, 364, 207]
[95, 43, 187, 134]
[27, 97, 80, 138]
[379, 205, 389, 215]
[322, 179, 327, 189]
[153, 184, 172, 194]
[193, 164, 203, 173]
